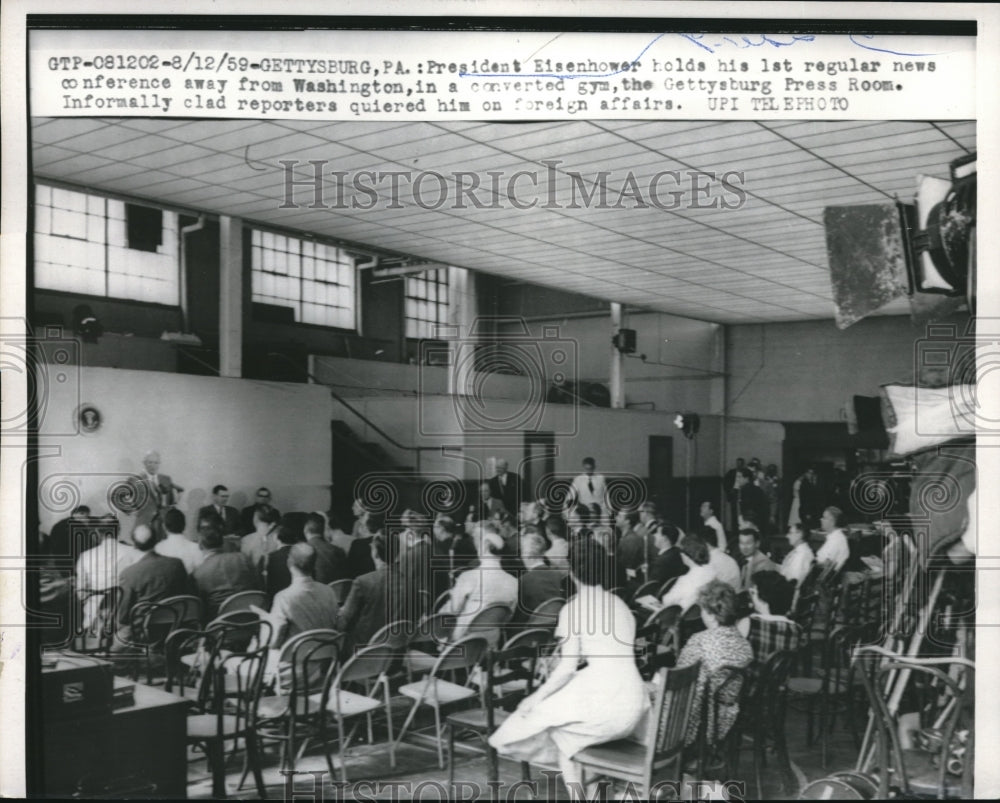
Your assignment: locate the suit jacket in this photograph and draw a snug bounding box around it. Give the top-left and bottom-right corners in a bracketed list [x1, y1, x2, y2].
[337, 567, 390, 646]
[649, 546, 689, 588]
[391, 539, 431, 623]
[347, 536, 375, 579]
[199, 504, 242, 536]
[134, 473, 180, 527]
[517, 565, 569, 620]
[192, 550, 261, 619]
[266, 545, 293, 598]
[307, 536, 349, 584]
[488, 472, 522, 518]
[117, 551, 188, 626]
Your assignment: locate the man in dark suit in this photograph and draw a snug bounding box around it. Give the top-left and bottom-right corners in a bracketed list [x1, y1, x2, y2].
[516, 529, 569, 621]
[735, 470, 770, 536]
[337, 534, 390, 646]
[46, 505, 93, 573]
[240, 487, 281, 535]
[648, 522, 689, 588]
[192, 525, 262, 619]
[266, 518, 305, 598]
[134, 450, 183, 533]
[390, 510, 432, 623]
[304, 513, 349, 584]
[488, 458, 522, 520]
[199, 485, 242, 536]
[112, 523, 188, 649]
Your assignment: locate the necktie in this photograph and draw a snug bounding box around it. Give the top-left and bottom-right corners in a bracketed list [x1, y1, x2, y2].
[588, 479, 594, 495]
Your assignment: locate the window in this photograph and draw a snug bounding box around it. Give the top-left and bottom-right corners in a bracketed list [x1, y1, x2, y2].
[404, 268, 449, 339]
[250, 229, 356, 330]
[34, 184, 179, 305]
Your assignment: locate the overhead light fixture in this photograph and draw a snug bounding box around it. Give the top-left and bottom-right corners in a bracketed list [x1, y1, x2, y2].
[673, 411, 700, 439]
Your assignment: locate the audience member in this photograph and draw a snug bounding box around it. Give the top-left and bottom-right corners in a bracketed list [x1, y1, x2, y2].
[703, 525, 740, 590]
[735, 469, 769, 536]
[240, 486, 280, 535]
[113, 524, 188, 650]
[677, 581, 754, 746]
[570, 456, 607, 514]
[76, 516, 138, 629]
[444, 522, 517, 641]
[615, 507, 645, 581]
[699, 500, 727, 552]
[304, 512, 348, 584]
[566, 503, 591, 536]
[469, 481, 507, 524]
[192, 525, 262, 619]
[266, 517, 305, 597]
[47, 505, 92, 565]
[660, 531, 716, 611]
[816, 506, 850, 571]
[738, 570, 803, 668]
[267, 542, 340, 649]
[648, 522, 688, 587]
[544, 515, 570, 570]
[241, 506, 281, 574]
[155, 508, 203, 573]
[431, 515, 476, 599]
[517, 529, 569, 619]
[780, 521, 815, 587]
[324, 511, 354, 555]
[737, 529, 779, 591]
[337, 533, 390, 646]
[724, 457, 746, 531]
[199, 484, 241, 536]
[348, 511, 380, 578]
[391, 509, 432, 622]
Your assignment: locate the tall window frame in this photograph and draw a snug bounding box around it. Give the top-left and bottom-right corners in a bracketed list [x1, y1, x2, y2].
[249, 228, 357, 330]
[404, 268, 449, 340]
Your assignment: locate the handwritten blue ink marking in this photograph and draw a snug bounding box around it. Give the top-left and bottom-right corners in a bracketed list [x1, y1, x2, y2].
[847, 34, 938, 57]
[459, 31, 934, 81]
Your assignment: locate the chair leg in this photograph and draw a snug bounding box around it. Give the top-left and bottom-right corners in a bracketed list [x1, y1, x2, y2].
[394, 699, 422, 752]
[520, 760, 530, 783]
[447, 722, 456, 789]
[433, 704, 444, 769]
[207, 740, 227, 799]
[245, 731, 267, 800]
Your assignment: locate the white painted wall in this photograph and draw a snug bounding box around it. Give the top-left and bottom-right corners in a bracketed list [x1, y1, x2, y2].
[35, 365, 332, 535]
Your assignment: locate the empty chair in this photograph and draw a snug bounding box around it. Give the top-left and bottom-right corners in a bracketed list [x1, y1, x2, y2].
[124, 600, 181, 684]
[395, 634, 491, 768]
[572, 662, 701, 798]
[313, 643, 398, 783]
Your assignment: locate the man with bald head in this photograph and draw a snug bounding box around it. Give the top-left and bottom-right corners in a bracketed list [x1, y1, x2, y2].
[489, 458, 522, 520]
[268, 542, 340, 649]
[112, 523, 188, 650]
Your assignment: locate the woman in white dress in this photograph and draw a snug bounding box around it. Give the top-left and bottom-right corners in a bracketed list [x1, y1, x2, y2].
[489, 534, 649, 796]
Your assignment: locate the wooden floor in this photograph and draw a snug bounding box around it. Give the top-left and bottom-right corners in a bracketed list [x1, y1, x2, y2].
[186, 694, 867, 800]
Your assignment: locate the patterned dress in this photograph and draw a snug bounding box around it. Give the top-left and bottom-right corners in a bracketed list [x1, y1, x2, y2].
[677, 625, 754, 745]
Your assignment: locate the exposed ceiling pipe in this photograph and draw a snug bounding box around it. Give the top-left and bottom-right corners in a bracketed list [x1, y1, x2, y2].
[178, 214, 206, 332]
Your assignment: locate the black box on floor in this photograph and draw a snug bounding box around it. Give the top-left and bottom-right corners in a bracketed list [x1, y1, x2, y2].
[41, 652, 114, 721]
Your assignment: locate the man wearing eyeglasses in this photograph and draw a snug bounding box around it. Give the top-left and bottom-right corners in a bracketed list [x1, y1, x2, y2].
[240, 486, 281, 534]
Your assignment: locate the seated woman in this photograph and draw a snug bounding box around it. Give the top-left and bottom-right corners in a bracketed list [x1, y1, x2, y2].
[676, 580, 754, 746]
[442, 522, 517, 641]
[737, 570, 803, 669]
[489, 534, 649, 796]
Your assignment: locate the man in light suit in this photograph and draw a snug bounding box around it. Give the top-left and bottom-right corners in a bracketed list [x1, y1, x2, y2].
[488, 458, 522, 521]
[133, 450, 183, 535]
[198, 485, 242, 536]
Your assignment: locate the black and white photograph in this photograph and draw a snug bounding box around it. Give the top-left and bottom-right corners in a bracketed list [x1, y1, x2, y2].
[1, 5, 997, 800]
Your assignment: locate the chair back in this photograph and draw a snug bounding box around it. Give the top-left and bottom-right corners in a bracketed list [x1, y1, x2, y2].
[433, 590, 452, 613]
[328, 579, 353, 606]
[484, 629, 555, 731]
[465, 603, 513, 647]
[366, 619, 412, 651]
[630, 580, 660, 606]
[160, 594, 203, 629]
[409, 611, 456, 650]
[647, 662, 701, 764]
[433, 634, 490, 675]
[740, 649, 794, 737]
[218, 589, 268, 616]
[278, 628, 344, 699]
[129, 600, 180, 649]
[679, 604, 705, 646]
[164, 627, 210, 700]
[208, 611, 270, 653]
[525, 597, 565, 628]
[336, 643, 397, 686]
[857, 652, 972, 799]
[658, 576, 679, 597]
[209, 641, 271, 730]
[636, 605, 682, 676]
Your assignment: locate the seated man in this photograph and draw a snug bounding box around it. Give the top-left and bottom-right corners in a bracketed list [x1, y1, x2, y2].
[442, 523, 517, 642]
[780, 521, 815, 587]
[267, 542, 340, 649]
[615, 507, 646, 582]
[817, 506, 850, 572]
[516, 529, 569, 621]
[241, 506, 281, 574]
[649, 522, 688, 587]
[266, 518, 306, 598]
[75, 516, 141, 630]
[192, 525, 262, 619]
[303, 512, 349, 584]
[113, 524, 188, 650]
[737, 528, 779, 591]
[337, 533, 390, 647]
[155, 508, 203, 574]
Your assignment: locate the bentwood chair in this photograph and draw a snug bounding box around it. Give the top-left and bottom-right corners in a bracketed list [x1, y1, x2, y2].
[573, 662, 701, 798]
[218, 590, 268, 617]
[328, 579, 353, 606]
[126, 600, 181, 684]
[525, 597, 565, 629]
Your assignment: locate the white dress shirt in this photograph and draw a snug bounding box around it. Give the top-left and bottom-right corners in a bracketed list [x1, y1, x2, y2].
[816, 528, 850, 571]
[780, 541, 816, 586]
[703, 515, 727, 552]
[571, 472, 608, 511]
[156, 532, 205, 574]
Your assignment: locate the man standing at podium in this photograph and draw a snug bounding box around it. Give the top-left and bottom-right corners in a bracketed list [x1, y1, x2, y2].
[133, 450, 183, 538]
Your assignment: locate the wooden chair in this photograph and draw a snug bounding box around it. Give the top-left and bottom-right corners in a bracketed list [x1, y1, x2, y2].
[525, 597, 565, 629]
[328, 578, 353, 606]
[857, 651, 974, 799]
[657, 576, 679, 598]
[573, 662, 701, 798]
[72, 587, 121, 654]
[635, 605, 682, 678]
[254, 629, 344, 774]
[160, 594, 203, 629]
[396, 634, 491, 768]
[126, 600, 181, 684]
[445, 628, 555, 788]
[218, 589, 268, 616]
[185, 632, 272, 799]
[314, 642, 398, 782]
[628, 580, 660, 607]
